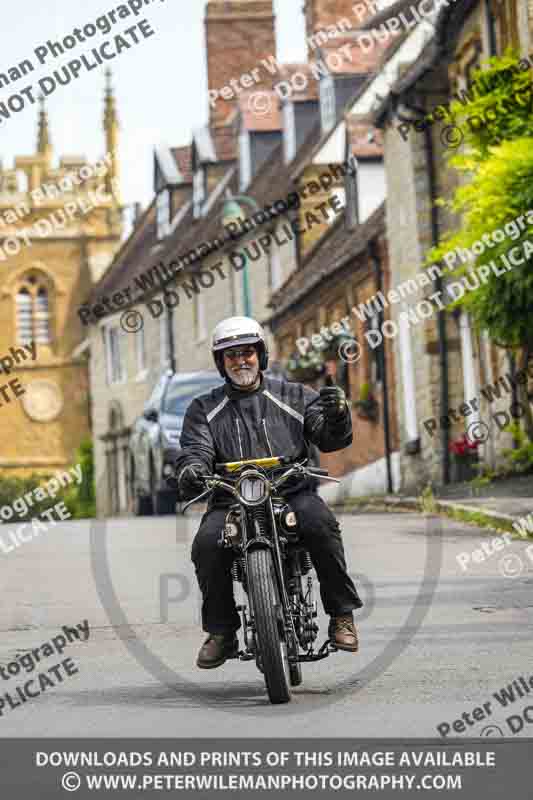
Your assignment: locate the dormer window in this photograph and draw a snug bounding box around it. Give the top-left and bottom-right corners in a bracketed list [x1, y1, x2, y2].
[156, 189, 170, 239]
[193, 168, 206, 219]
[283, 102, 296, 163]
[239, 130, 252, 191]
[320, 75, 336, 133]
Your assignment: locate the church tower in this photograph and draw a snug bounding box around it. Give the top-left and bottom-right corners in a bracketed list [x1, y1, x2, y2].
[0, 79, 123, 478]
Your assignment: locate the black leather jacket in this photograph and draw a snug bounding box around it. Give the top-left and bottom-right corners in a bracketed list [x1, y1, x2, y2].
[176, 374, 352, 507]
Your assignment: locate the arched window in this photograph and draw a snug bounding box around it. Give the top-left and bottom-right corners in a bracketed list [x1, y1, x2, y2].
[15, 276, 52, 344]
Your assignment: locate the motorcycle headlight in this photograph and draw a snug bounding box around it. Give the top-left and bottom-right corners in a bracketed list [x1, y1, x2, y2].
[236, 472, 270, 506]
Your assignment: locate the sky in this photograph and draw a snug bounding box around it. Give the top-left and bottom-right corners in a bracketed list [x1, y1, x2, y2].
[1, 0, 307, 217]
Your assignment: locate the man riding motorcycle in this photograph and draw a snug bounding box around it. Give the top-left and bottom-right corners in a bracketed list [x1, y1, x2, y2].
[174, 316, 362, 669]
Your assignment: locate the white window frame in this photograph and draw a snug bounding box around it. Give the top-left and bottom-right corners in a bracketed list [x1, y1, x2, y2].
[156, 189, 170, 240]
[283, 102, 296, 163]
[159, 308, 170, 368]
[193, 168, 206, 218]
[239, 130, 252, 191]
[194, 291, 207, 343]
[135, 323, 147, 379]
[320, 74, 336, 134]
[104, 325, 126, 385]
[270, 238, 283, 292]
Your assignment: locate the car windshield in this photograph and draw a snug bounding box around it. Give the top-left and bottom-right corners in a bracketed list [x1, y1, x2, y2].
[162, 378, 222, 417]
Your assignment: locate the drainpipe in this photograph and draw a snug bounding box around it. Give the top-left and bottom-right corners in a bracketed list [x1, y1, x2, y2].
[369, 239, 394, 493]
[164, 290, 176, 374]
[424, 124, 451, 484]
[395, 97, 451, 484]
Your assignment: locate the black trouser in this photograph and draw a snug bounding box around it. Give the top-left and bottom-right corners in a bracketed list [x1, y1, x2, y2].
[191, 492, 362, 634]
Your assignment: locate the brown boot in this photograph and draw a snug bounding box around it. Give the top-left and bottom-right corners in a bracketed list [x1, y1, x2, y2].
[196, 633, 239, 669]
[328, 614, 359, 652]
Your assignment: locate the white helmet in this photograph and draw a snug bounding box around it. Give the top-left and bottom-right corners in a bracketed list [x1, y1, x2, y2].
[212, 316, 269, 377]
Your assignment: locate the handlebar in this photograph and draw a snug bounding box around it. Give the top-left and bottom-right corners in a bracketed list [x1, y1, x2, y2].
[180, 459, 340, 514]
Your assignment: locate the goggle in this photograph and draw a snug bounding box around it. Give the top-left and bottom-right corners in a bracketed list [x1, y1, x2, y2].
[223, 346, 257, 361]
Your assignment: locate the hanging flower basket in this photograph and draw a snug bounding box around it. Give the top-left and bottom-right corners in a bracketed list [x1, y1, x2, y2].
[322, 332, 358, 362]
[286, 350, 325, 383]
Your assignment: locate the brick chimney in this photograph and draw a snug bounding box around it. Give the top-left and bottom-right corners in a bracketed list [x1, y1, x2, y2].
[305, 0, 390, 70]
[304, 0, 378, 58]
[206, 0, 277, 128]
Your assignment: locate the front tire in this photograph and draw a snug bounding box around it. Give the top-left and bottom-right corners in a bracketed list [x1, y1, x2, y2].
[247, 548, 291, 704]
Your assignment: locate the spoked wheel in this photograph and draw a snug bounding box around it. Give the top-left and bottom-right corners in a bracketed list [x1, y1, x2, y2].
[247, 548, 291, 704]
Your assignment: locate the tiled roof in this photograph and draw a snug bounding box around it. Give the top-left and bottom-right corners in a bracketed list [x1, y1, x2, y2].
[158, 142, 297, 271]
[267, 203, 386, 321]
[370, 0, 479, 124]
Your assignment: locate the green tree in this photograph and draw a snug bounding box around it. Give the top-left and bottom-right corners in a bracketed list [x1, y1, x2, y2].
[428, 53, 533, 439]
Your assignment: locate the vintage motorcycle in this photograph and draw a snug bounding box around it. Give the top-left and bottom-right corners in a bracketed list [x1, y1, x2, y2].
[181, 456, 341, 704]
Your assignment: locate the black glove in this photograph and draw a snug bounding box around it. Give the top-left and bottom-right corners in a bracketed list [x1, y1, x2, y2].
[177, 463, 208, 497]
[320, 376, 348, 422]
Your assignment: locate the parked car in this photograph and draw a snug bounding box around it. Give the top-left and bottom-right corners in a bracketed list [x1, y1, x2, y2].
[129, 369, 224, 515]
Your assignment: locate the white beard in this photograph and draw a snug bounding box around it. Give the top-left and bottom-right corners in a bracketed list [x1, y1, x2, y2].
[229, 364, 259, 387]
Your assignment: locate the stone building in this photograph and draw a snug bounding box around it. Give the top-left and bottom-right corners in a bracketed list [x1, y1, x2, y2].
[354, 0, 533, 491]
[0, 74, 122, 478]
[87, 0, 407, 514]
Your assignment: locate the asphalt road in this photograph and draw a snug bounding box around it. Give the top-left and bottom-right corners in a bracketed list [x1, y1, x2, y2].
[1, 509, 532, 738]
